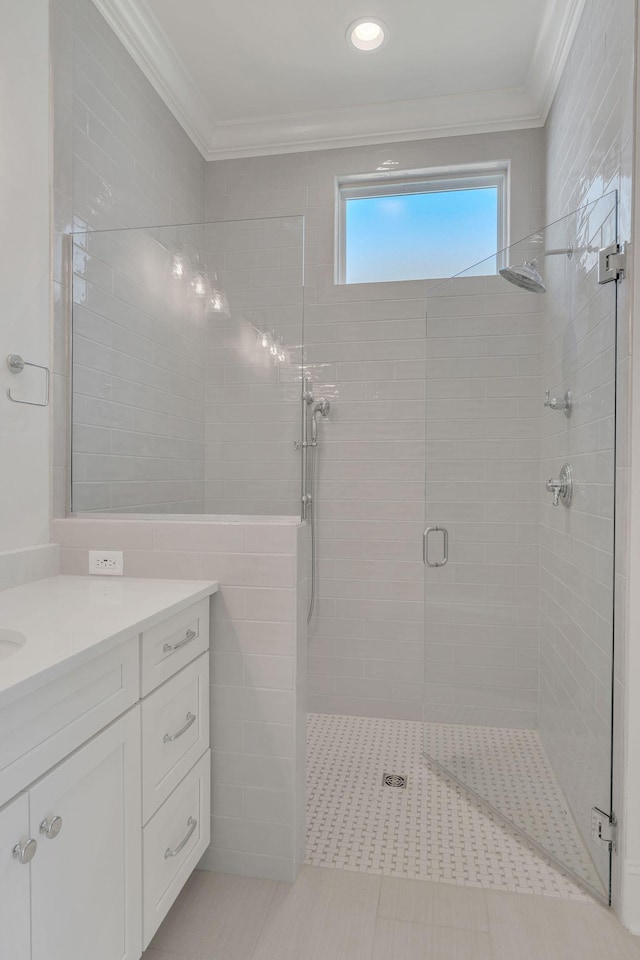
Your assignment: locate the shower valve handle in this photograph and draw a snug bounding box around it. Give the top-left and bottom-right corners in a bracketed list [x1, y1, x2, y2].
[546, 464, 573, 508]
[544, 389, 573, 416]
[546, 477, 562, 506]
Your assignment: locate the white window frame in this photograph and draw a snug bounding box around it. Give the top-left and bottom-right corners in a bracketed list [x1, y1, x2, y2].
[335, 161, 510, 285]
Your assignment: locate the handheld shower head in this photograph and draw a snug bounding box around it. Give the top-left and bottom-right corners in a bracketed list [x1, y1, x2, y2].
[311, 398, 330, 443]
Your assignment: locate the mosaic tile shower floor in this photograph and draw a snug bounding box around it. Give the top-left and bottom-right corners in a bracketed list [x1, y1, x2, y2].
[306, 713, 595, 901]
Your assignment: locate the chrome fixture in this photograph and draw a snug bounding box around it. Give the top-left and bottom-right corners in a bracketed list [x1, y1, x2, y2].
[13, 838, 37, 864]
[499, 245, 573, 293]
[165, 817, 197, 859]
[6, 353, 50, 407]
[544, 389, 573, 417]
[163, 628, 196, 653]
[163, 712, 196, 743]
[311, 398, 331, 445]
[598, 242, 626, 284]
[423, 526, 449, 568]
[546, 463, 573, 507]
[39, 816, 63, 840]
[301, 377, 314, 519]
[591, 807, 617, 850]
[302, 379, 331, 623]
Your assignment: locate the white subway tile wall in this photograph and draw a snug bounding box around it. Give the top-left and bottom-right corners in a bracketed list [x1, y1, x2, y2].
[52, 517, 308, 883]
[203, 217, 304, 515]
[71, 226, 208, 513]
[543, 0, 635, 911]
[51, 0, 207, 518]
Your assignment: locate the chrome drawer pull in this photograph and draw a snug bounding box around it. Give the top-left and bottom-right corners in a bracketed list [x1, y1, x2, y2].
[163, 628, 196, 654]
[164, 817, 197, 859]
[163, 712, 196, 743]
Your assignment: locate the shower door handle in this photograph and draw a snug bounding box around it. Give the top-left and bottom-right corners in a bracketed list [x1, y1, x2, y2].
[423, 526, 448, 567]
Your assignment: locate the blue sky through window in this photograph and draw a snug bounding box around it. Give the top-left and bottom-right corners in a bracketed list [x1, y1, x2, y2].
[345, 186, 499, 283]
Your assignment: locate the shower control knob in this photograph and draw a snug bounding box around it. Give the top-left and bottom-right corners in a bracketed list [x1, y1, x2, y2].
[544, 389, 572, 417]
[546, 477, 562, 506]
[546, 463, 573, 508]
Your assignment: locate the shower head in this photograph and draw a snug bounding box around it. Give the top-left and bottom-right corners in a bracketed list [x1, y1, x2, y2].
[499, 245, 573, 294]
[499, 261, 546, 293]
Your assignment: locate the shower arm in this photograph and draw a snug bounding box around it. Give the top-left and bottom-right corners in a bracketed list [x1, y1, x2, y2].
[530, 245, 573, 265]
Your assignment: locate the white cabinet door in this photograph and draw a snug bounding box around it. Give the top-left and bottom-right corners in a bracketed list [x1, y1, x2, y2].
[29, 709, 142, 960]
[0, 792, 31, 960]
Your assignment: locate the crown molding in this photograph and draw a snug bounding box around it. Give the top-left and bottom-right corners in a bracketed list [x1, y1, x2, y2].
[526, 0, 587, 122]
[91, 0, 586, 161]
[90, 0, 216, 157]
[206, 87, 542, 160]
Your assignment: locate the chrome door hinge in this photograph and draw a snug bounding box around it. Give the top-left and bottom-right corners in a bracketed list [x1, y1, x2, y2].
[598, 242, 626, 284]
[591, 807, 617, 850]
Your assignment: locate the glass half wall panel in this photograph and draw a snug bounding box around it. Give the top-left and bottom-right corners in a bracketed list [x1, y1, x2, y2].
[70, 216, 304, 517]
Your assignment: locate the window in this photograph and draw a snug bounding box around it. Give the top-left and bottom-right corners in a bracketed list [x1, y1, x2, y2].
[337, 164, 508, 284]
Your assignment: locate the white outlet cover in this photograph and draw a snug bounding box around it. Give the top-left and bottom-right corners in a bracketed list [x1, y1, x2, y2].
[89, 550, 124, 576]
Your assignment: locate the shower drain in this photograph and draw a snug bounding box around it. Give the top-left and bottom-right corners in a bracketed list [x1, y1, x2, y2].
[383, 773, 407, 789]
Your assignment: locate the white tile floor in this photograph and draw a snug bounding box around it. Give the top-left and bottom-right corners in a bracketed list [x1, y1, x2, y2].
[144, 712, 640, 960]
[144, 866, 640, 960]
[306, 713, 590, 900]
[424, 721, 604, 896]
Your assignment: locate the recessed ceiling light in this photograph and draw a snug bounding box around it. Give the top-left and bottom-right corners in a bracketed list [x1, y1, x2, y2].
[347, 18, 388, 52]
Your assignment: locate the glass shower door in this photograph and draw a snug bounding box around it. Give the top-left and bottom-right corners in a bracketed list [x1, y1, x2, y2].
[423, 194, 618, 902]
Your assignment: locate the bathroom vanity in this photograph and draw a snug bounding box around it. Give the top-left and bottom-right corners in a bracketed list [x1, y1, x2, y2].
[0, 575, 218, 960]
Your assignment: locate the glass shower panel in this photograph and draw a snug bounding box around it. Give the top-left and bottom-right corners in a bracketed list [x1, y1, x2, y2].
[71, 216, 304, 517]
[423, 194, 618, 902]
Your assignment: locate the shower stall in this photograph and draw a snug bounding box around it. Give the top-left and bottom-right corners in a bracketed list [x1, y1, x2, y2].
[69, 192, 619, 903]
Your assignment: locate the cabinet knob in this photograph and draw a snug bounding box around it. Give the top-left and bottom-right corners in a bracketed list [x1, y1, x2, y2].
[39, 816, 63, 840]
[13, 838, 37, 864]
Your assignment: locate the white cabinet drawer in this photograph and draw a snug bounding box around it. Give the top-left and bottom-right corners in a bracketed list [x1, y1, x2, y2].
[0, 639, 139, 808]
[141, 653, 210, 824]
[141, 599, 209, 696]
[142, 750, 210, 949]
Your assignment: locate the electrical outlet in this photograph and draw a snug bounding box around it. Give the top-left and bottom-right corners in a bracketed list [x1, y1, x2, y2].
[89, 550, 124, 576]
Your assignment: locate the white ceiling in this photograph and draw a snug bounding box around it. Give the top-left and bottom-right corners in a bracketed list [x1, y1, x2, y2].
[92, 0, 586, 160]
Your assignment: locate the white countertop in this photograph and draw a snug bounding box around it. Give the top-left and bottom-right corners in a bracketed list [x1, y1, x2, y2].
[0, 576, 218, 706]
